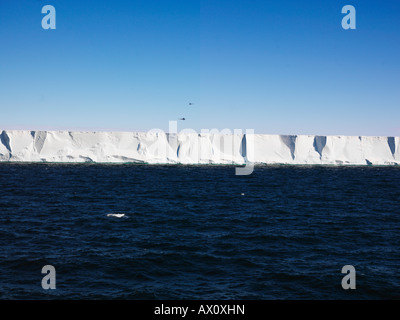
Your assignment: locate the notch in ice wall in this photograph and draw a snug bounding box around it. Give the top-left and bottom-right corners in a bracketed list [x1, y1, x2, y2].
[388, 137, 395, 156]
[313, 136, 327, 158]
[0, 131, 11, 153]
[31, 131, 47, 154]
[239, 134, 247, 159]
[280, 135, 297, 160]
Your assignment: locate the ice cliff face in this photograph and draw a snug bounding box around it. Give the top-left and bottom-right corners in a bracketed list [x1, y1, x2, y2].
[0, 130, 399, 165]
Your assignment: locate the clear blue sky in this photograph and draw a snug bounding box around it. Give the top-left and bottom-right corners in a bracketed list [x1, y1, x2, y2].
[0, 0, 399, 136]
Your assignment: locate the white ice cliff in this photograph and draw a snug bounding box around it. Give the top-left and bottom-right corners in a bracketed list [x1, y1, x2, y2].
[0, 130, 399, 165]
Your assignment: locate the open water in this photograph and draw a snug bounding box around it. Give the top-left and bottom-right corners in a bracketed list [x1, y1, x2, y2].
[0, 164, 399, 299]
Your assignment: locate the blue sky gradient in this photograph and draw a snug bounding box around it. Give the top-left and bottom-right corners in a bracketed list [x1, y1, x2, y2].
[0, 0, 399, 135]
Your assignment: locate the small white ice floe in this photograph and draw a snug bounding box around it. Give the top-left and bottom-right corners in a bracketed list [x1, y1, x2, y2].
[241, 193, 245, 196]
[107, 213, 126, 218]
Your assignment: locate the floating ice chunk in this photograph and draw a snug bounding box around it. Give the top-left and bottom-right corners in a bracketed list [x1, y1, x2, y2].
[107, 213, 126, 218]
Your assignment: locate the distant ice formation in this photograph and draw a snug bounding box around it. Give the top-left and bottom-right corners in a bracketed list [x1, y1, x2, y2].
[0, 130, 399, 165]
[107, 213, 126, 218]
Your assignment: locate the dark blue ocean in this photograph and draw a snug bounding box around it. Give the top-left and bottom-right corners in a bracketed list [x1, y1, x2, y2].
[0, 164, 399, 299]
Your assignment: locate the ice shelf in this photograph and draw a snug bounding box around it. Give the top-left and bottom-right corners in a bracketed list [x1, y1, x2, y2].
[0, 130, 399, 165]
